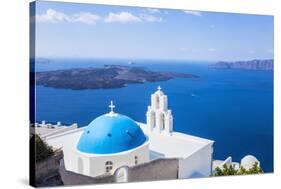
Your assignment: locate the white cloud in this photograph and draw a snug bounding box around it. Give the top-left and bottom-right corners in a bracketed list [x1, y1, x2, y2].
[267, 49, 273, 54]
[104, 12, 142, 23]
[104, 12, 163, 23]
[36, 9, 69, 23]
[36, 9, 100, 25]
[179, 48, 197, 53]
[37, 9, 163, 25]
[208, 48, 217, 52]
[146, 8, 160, 14]
[183, 10, 202, 16]
[71, 12, 100, 24]
[140, 14, 163, 22]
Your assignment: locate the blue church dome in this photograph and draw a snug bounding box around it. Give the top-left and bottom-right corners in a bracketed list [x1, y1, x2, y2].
[77, 112, 147, 154]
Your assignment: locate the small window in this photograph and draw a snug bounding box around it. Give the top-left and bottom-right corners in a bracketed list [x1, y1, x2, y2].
[105, 161, 113, 172]
[134, 156, 138, 165]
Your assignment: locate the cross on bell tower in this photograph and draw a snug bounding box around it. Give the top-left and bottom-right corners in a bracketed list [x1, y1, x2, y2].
[157, 86, 162, 91]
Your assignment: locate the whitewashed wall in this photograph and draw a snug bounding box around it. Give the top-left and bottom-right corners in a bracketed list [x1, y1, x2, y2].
[69, 141, 150, 177]
[178, 143, 214, 178]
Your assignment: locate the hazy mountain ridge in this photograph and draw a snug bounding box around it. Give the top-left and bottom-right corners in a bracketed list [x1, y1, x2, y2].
[210, 59, 273, 71]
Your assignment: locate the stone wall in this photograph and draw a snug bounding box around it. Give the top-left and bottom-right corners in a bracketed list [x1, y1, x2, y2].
[59, 159, 115, 186]
[128, 158, 179, 182]
[59, 157, 179, 186]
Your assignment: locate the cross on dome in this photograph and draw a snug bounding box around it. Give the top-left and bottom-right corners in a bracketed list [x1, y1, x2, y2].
[109, 100, 115, 114]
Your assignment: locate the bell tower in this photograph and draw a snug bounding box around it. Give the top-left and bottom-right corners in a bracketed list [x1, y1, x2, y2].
[146, 86, 173, 135]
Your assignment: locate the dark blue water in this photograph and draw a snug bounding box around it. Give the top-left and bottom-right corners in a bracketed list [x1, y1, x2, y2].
[35, 58, 273, 172]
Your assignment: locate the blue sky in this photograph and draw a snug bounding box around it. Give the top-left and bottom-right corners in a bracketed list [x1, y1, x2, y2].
[34, 1, 274, 61]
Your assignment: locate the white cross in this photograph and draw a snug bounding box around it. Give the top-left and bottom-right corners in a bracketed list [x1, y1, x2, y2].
[109, 100, 115, 113]
[157, 86, 162, 91]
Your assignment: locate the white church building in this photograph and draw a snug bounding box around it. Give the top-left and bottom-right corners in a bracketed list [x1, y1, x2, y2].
[42, 87, 215, 182]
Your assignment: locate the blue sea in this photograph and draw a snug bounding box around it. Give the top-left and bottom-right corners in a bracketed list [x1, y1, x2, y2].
[35, 58, 273, 172]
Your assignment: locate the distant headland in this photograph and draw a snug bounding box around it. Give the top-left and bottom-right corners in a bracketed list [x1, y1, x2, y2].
[210, 59, 273, 71]
[36, 65, 198, 90]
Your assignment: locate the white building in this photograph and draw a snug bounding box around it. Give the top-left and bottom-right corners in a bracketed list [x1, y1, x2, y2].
[43, 87, 214, 182]
[212, 155, 260, 175]
[241, 155, 260, 170]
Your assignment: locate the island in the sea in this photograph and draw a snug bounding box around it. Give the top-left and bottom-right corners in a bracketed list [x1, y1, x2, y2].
[36, 65, 198, 90]
[210, 59, 273, 71]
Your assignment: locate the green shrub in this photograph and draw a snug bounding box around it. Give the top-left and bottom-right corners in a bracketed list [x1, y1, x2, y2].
[239, 162, 263, 175]
[35, 134, 54, 162]
[213, 162, 263, 176]
[214, 164, 238, 176]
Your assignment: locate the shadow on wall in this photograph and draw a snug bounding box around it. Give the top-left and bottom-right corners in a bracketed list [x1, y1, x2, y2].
[59, 158, 179, 186]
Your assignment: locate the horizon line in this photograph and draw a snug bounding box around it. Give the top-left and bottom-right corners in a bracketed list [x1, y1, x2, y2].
[34, 56, 274, 63]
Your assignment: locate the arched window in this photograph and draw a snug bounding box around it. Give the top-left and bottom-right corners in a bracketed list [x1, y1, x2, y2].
[151, 111, 156, 128]
[156, 95, 160, 109]
[105, 161, 113, 173]
[115, 166, 129, 183]
[134, 156, 138, 165]
[162, 114, 165, 130]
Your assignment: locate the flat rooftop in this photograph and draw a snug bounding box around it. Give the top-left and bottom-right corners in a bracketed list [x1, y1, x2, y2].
[35, 127, 66, 136]
[138, 123, 214, 159]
